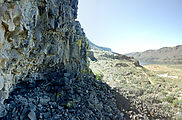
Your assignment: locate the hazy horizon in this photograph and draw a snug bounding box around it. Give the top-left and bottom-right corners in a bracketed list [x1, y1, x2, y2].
[77, 0, 182, 54]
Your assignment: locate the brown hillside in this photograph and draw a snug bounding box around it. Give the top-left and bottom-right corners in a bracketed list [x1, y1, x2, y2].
[126, 45, 182, 64]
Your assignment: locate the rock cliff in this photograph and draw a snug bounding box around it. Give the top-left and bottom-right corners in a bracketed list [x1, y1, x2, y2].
[0, 0, 89, 103]
[0, 0, 124, 119]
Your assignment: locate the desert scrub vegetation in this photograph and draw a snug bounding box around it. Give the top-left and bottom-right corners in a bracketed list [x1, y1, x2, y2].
[90, 67, 104, 81]
[95, 71, 104, 81]
[173, 99, 182, 108]
[92, 70, 104, 80]
[166, 95, 174, 103]
[158, 95, 182, 108]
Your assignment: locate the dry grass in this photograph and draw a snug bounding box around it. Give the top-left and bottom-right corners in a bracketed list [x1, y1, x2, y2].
[144, 64, 182, 87]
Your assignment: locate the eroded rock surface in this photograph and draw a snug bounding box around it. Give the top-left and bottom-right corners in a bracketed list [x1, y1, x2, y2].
[0, 0, 126, 119]
[0, 0, 89, 103]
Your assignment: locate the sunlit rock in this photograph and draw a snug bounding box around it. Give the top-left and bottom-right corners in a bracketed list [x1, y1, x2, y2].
[0, 0, 89, 103]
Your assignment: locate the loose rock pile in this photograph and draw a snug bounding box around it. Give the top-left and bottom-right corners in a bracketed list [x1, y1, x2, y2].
[1, 69, 124, 120]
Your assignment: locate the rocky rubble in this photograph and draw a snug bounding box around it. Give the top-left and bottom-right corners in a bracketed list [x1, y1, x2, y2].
[1, 69, 124, 120]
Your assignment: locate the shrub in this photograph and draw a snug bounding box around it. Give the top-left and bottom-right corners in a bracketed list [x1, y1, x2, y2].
[66, 101, 73, 108]
[95, 72, 104, 81]
[173, 99, 182, 107]
[166, 96, 174, 103]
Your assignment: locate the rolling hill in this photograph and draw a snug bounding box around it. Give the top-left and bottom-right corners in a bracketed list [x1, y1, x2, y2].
[126, 45, 182, 64]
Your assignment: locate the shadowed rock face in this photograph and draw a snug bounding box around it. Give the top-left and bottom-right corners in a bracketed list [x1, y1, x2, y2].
[0, 0, 89, 104]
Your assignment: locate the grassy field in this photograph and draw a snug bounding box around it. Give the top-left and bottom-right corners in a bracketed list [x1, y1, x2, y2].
[144, 64, 182, 87]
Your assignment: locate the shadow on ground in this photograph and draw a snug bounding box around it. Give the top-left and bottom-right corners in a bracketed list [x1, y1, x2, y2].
[0, 67, 127, 120]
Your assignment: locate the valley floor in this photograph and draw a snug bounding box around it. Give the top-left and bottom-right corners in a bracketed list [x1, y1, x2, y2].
[89, 50, 182, 120]
[144, 64, 182, 87]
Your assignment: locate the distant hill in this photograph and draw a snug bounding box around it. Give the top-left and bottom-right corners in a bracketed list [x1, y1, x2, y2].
[88, 40, 112, 52]
[126, 45, 182, 64]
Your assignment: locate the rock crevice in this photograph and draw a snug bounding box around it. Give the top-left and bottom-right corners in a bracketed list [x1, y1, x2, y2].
[0, 0, 126, 119]
[0, 0, 88, 103]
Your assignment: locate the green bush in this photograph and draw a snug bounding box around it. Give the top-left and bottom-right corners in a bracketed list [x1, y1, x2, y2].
[156, 98, 163, 103]
[173, 99, 182, 107]
[166, 96, 174, 103]
[66, 101, 73, 107]
[95, 72, 104, 81]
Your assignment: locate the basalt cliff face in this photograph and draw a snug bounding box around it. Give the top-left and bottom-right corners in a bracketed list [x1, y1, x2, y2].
[0, 0, 124, 119]
[0, 0, 88, 102]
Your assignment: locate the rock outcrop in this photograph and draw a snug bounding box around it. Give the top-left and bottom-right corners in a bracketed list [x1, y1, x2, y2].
[0, 0, 125, 119]
[0, 0, 89, 103]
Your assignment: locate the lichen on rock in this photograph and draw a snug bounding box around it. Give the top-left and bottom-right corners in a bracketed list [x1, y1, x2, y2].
[0, 0, 88, 104]
[0, 0, 126, 119]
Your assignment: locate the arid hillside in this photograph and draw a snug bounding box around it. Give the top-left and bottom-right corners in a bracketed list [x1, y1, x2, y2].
[89, 48, 182, 120]
[126, 45, 182, 64]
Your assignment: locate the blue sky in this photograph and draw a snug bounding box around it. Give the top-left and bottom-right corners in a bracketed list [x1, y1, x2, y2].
[77, 0, 182, 54]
